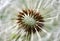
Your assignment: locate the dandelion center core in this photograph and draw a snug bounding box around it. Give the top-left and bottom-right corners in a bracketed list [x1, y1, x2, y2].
[22, 14, 36, 26]
[17, 9, 44, 34]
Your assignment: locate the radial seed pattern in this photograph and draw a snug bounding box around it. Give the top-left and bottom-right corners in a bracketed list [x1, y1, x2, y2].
[17, 9, 44, 34]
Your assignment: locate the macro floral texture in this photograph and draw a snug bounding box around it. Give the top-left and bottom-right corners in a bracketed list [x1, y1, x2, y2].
[0, 0, 60, 41]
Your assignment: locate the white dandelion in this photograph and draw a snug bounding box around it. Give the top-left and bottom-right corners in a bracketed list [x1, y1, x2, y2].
[0, 0, 60, 41]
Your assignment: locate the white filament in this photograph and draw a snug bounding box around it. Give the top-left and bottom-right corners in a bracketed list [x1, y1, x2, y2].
[31, 30, 33, 41]
[35, 28, 42, 41]
[36, 0, 44, 11]
[36, 24, 49, 35]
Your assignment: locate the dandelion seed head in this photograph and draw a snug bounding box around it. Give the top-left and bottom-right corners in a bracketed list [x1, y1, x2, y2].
[0, 0, 60, 41]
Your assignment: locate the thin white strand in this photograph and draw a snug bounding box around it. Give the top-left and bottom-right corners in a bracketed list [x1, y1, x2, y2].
[42, 9, 56, 18]
[36, 24, 51, 39]
[44, 13, 58, 21]
[45, 16, 56, 20]
[31, 30, 33, 41]
[5, 24, 17, 31]
[34, 0, 40, 9]
[28, 12, 29, 16]
[50, 0, 56, 6]
[41, 9, 53, 17]
[36, 24, 49, 35]
[35, 28, 42, 41]
[43, 0, 52, 8]
[36, 0, 44, 11]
